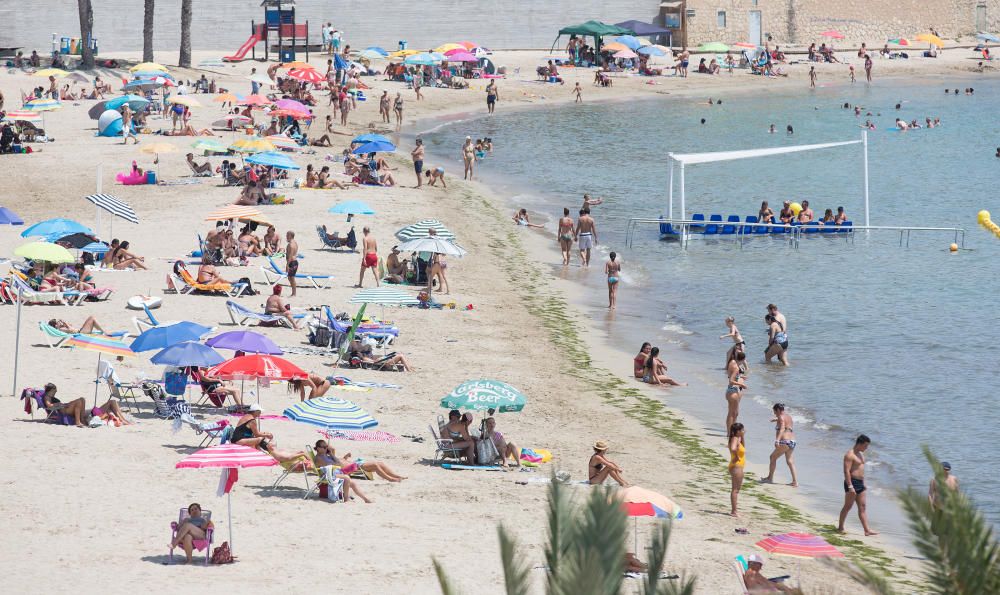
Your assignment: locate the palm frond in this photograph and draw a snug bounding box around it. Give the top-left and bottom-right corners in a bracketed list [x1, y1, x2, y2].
[432, 557, 464, 595]
[498, 524, 531, 595]
[544, 472, 573, 588]
[643, 520, 696, 595]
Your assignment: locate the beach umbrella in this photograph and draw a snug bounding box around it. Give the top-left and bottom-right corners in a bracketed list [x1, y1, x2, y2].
[733, 42, 757, 48]
[283, 397, 378, 430]
[264, 134, 301, 151]
[25, 98, 62, 112]
[458, 41, 478, 50]
[391, 49, 422, 57]
[888, 38, 911, 46]
[81, 242, 110, 256]
[238, 94, 271, 107]
[359, 50, 386, 61]
[33, 68, 68, 78]
[611, 35, 642, 50]
[698, 42, 730, 52]
[123, 79, 162, 92]
[105, 94, 150, 111]
[395, 219, 455, 242]
[214, 92, 243, 104]
[349, 287, 421, 306]
[434, 43, 464, 53]
[0, 207, 24, 225]
[130, 62, 168, 72]
[168, 95, 201, 108]
[637, 46, 667, 56]
[247, 73, 275, 87]
[205, 331, 282, 355]
[175, 444, 278, 552]
[21, 218, 92, 239]
[279, 60, 313, 70]
[444, 51, 479, 62]
[230, 137, 275, 154]
[53, 232, 99, 249]
[755, 533, 843, 559]
[613, 49, 638, 59]
[274, 98, 311, 114]
[977, 33, 1000, 43]
[352, 133, 391, 144]
[441, 379, 526, 413]
[287, 68, 325, 84]
[619, 486, 684, 552]
[205, 205, 264, 222]
[246, 151, 300, 170]
[601, 42, 630, 53]
[365, 46, 389, 56]
[916, 33, 944, 47]
[3, 110, 44, 125]
[207, 354, 307, 381]
[14, 241, 74, 263]
[404, 52, 441, 66]
[191, 138, 229, 154]
[66, 333, 137, 405]
[131, 321, 214, 352]
[352, 140, 396, 154]
[84, 193, 139, 229]
[397, 236, 466, 257]
[151, 341, 225, 367]
[328, 200, 375, 216]
[820, 30, 845, 39]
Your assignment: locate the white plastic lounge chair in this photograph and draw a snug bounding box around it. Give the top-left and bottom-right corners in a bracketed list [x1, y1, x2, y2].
[8, 275, 84, 305]
[261, 256, 332, 289]
[225, 300, 294, 328]
[38, 322, 131, 348]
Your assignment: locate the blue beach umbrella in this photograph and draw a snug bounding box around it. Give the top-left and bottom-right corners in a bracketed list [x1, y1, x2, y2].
[81, 241, 109, 255]
[105, 94, 151, 111]
[365, 46, 389, 56]
[21, 218, 92, 239]
[328, 200, 375, 215]
[130, 321, 214, 352]
[352, 133, 391, 144]
[352, 140, 396, 154]
[0, 207, 24, 225]
[637, 45, 667, 57]
[612, 35, 642, 50]
[124, 80, 162, 91]
[151, 341, 226, 367]
[977, 33, 1000, 43]
[405, 52, 440, 66]
[245, 151, 301, 170]
[283, 397, 378, 430]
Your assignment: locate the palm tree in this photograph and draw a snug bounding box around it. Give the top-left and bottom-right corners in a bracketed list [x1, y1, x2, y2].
[142, 0, 155, 63]
[434, 477, 696, 595]
[178, 0, 192, 68]
[76, 0, 95, 69]
[848, 448, 1000, 594]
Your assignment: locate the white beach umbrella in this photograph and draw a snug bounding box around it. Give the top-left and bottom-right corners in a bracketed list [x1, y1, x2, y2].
[397, 237, 466, 257]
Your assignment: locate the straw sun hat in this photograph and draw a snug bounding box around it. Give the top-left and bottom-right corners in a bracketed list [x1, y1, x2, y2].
[593, 440, 609, 451]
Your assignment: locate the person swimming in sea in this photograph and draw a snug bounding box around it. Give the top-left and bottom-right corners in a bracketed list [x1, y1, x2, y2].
[604, 251, 621, 309]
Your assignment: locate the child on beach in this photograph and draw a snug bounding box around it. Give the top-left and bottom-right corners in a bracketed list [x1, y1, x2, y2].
[849, 64, 855, 83]
[809, 66, 817, 88]
[604, 251, 620, 309]
[424, 167, 446, 187]
[573, 82, 582, 103]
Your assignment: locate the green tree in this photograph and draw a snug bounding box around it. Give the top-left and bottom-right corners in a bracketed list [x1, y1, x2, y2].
[142, 0, 155, 63]
[178, 0, 192, 68]
[434, 478, 695, 595]
[76, 0, 95, 69]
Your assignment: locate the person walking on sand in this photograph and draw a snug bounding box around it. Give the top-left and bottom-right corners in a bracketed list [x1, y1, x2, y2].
[809, 66, 817, 88]
[928, 461, 958, 509]
[575, 207, 597, 266]
[393, 92, 403, 131]
[379, 90, 391, 123]
[462, 136, 476, 180]
[762, 403, 799, 487]
[357, 227, 379, 287]
[285, 231, 299, 297]
[411, 138, 425, 188]
[728, 423, 746, 517]
[485, 80, 499, 114]
[557, 207, 575, 266]
[838, 434, 878, 536]
[121, 105, 138, 145]
[573, 82, 583, 103]
[605, 251, 621, 309]
[864, 54, 873, 83]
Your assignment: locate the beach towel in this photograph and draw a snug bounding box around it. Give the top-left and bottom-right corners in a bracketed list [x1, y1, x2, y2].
[328, 385, 372, 393]
[329, 375, 402, 390]
[226, 413, 290, 422]
[157, 178, 204, 186]
[319, 429, 400, 443]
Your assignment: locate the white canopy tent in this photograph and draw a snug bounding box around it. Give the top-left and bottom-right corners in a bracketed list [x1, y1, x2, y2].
[666, 131, 870, 228]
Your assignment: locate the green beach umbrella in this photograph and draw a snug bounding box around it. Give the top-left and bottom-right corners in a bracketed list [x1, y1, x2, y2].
[698, 42, 730, 52]
[344, 304, 367, 346]
[395, 219, 456, 242]
[14, 241, 74, 263]
[441, 379, 526, 413]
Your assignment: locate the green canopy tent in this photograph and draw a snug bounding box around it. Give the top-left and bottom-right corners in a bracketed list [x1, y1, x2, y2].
[553, 20, 634, 65]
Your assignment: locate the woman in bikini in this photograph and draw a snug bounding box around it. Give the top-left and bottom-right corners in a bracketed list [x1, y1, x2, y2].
[758, 200, 775, 223]
[238, 227, 262, 256]
[314, 440, 406, 481]
[725, 351, 748, 431]
[762, 403, 799, 487]
[728, 423, 746, 517]
[429, 252, 449, 295]
[633, 342, 651, 378]
[49, 316, 106, 334]
[642, 347, 685, 387]
[765, 314, 789, 365]
[288, 374, 332, 401]
[462, 136, 475, 180]
[557, 207, 575, 265]
[588, 440, 629, 486]
[604, 251, 621, 309]
[111, 241, 148, 270]
[262, 225, 281, 255]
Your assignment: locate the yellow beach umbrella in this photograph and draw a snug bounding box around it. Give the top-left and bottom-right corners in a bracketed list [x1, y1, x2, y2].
[14, 241, 74, 263]
[230, 137, 275, 154]
[168, 95, 201, 108]
[434, 43, 464, 53]
[214, 93, 242, 103]
[139, 142, 177, 155]
[390, 49, 421, 57]
[33, 68, 68, 78]
[130, 62, 168, 73]
[601, 42, 629, 52]
[916, 33, 944, 48]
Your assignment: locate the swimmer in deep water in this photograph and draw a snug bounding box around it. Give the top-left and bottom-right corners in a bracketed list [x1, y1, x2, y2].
[604, 251, 621, 309]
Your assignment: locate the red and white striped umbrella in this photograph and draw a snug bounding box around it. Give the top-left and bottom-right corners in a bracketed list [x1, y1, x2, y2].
[287, 68, 325, 84]
[755, 533, 844, 559]
[175, 444, 277, 469]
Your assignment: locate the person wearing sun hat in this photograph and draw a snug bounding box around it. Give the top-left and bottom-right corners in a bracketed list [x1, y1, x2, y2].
[743, 554, 794, 592]
[588, 440, 629, 487]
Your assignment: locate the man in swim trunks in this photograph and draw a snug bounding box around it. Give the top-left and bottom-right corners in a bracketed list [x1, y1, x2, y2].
[357, 226, 379, 288]
[285, 231, 299, 297]
[557, 207, 575, 266]
[837, 434, 878, 536]
[928, 461, 959, 509]
[411, 138, 425, 188]
[797, 200, 814, 223]
[575, 207, 597, 266]
[485, 80, 499, 114]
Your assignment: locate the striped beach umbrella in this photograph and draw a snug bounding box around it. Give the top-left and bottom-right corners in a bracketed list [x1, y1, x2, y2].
[84, 193, 139, 224]
[619, 485, 683, 552]
[755, 533, 844, 559]
[25, 98, 63, 112]
[204, 205, 264, 222]
[264, 134, 301, 151]
[441, 379, 526, 412]
[67, 334, 136, 358]
[230, 136, 275, 154]
[394, 219, 456, 242]
[287, 68, 325, 84]
[349, 287, 421, 306]
[283, 397, 378, 430]
[3, 110, 44, 124]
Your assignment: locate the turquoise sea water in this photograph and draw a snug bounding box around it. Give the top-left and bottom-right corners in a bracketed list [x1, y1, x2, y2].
[420, 76, 1000, 528]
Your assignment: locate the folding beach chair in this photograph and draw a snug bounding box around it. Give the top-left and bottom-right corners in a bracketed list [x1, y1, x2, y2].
[261, 256, 332, 289]
[315, 225, 357, 252]
[37, 321, 73, 348]
[169, 508, 214, 565]
[177, 266, 248, 297]
[225, 300, 294, 328]
[107, 379, 142, 413]
[270, 452, 316, 495]
[428, 421, 466, 465]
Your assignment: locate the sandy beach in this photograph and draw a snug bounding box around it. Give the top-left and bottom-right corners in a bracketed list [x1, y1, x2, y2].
[2, 45, 992, 594]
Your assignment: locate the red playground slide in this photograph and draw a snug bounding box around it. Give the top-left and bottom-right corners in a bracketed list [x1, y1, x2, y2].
[224, 30, 262, 62]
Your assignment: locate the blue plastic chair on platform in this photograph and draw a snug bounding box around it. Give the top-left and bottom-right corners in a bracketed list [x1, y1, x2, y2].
[805, 222, 821, 234]
[704, 214, 723, 235]
[721, 215, 740, 235]
[690, 213, 705, 233]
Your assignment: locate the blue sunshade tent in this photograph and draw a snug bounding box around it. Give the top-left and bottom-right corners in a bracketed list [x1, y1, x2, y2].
[328, 200, 375, 215]
[977, 32, 1000, 43]
[246, 151, 301, 170]
[352, 133, 391, 144]
[0, 207, 24, 225]
[283, 397, 378, 430]
[21, 218, 92, 239]
[637, 46, 666, 56]
[130, 321, 214, 352]
[352, 140, 396, 154]
[151, 341, 226, 367]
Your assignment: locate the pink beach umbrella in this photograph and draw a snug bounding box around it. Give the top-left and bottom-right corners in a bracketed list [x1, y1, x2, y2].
[286, 68, 325, 84]
[755, 533, 844, 559]
[274, 98, 310, 114]
[613, 49, 638, 59]
[444, 51, 479, 62]
[820, 30, 845, 40]
[176, 444, 278, 552]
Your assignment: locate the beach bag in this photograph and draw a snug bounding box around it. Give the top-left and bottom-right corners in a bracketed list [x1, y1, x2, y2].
[477, 435, 500, 466]
[236, 277, 256, 295]
[311, 326, 333, 348]
[164, 370, 187, 396]
[210, 541, 233, 564]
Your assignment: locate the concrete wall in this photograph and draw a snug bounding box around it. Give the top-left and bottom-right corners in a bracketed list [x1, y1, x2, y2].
[683, 0, 1000, 46]
[0, 0, 661, 54]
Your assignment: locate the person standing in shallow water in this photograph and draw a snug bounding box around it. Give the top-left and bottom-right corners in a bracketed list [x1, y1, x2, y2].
[604, 251, 621, 309]
[762, 403, 798, 487]
[557, 207, 574, 266]
[575, 207, 597, 266]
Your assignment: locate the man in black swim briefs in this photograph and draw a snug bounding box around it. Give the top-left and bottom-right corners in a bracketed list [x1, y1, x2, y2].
[837, 434, 878, 536]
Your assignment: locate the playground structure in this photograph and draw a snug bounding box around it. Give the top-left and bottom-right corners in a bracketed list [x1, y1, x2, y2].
[225, 0, 310, 63]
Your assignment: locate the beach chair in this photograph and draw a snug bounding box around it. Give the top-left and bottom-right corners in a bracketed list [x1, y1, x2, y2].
[324, 306, 398, 346]
[820, 222, 839, 233]
[261, 256, 332, 289]
[20, 387, 66, 423]
[753, 216, 771, 235]
[721, 215, 741, 235]
[804, 222, 821, 234]
[315, 225, 357, 252]
[188, 367, 235, 408]
[37, 321, 73, 347]
[270, 452, 316, 494]
[428, 423, 466, 465]
[169, 508, 214, 565]
[704, 215, 723, 235]
[133, 303, 173, 334]
[732, 556, 751, 594]
[840, 220, 854, 234]
[177, 267, 248, 297]
[7, 275, 84, 305]
[742, 215, 758, 236]
[107, 379, 142, 413]
[689, 213, 705, 233]
[225, 300, 294, 328]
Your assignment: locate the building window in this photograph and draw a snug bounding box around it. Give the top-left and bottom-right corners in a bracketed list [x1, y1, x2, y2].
[717, 10, 727, 28]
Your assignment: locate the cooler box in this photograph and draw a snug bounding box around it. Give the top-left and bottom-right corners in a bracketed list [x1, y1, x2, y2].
[146, 170, 156, 184]
[60, 37, 71, 54]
